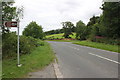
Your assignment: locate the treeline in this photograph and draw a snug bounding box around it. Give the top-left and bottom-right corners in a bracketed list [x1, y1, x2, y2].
[45, 2, 120, 45]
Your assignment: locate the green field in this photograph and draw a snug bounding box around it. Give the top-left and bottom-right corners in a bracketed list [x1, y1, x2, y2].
[46, 33, 76, 39]
[2, 41, 55, 78]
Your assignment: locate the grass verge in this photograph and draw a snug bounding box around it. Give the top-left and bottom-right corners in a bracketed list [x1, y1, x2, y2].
[73, 41, 119, 53]
[2, 41, 55, 78]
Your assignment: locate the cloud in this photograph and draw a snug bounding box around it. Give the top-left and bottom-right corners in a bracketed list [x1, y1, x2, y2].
[12, 0, 103, 34]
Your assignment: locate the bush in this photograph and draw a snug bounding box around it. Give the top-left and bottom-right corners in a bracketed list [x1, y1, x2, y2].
[2, 32, 17, 59]
[2, 32, 42, 59]
[19, 36, 37, 54]
[95, 37, 119, 45]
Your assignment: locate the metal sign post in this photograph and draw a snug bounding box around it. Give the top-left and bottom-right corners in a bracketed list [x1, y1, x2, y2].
[4, 21, 22, 67]
[17, 21, 22, 67]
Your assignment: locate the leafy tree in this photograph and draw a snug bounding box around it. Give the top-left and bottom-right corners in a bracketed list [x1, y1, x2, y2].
[2, 2, 24, 34]
[87, 16, 100, 27]
[2, 2, 17, 33]
[101, 2, 120, 38]
[89, 23, 101, 41]
[86, 15, 103, 40]
[23, 21, 44, 39]
[62, 21, 74, 38]
[76, 20, 88, 40]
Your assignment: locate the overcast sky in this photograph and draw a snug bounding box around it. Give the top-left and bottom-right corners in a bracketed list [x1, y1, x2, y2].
[12, 0, 103, 35]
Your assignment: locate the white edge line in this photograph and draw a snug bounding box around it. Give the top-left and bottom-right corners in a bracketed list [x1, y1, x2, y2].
[89, 53, 120, 64]
[53, 59, 63, 78]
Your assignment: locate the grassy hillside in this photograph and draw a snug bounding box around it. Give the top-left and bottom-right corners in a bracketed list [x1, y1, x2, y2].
[46, 33, 76, 39]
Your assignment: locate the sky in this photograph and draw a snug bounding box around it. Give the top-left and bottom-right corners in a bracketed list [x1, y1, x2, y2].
[12, 0, 103, 35]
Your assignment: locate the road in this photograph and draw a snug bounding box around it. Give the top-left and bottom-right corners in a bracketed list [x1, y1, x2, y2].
[48, 41, 119, 78]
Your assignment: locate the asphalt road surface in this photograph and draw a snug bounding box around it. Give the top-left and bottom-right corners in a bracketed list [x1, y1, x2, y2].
[47, 41, 119, 78]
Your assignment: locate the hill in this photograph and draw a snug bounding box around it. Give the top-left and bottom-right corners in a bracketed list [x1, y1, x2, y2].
[45, 33, 76, 40]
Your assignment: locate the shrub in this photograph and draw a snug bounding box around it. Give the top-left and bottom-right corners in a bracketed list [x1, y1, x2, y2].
[2, 32, 17, 59]
[19, 36, 37, 54]
[95, 37, 119, 45]
[2, 32, 42, 59]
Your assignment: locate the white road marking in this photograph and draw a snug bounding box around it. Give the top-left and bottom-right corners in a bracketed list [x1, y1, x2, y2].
[69, 44, 118, 54]
[78, 45, 118, 54]
[68, 46, 80, 51]
[53, 59, 63, 78]
[89, 53, 120, 64]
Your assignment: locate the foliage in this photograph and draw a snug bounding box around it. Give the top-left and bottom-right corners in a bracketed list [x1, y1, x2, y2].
[73, 41, 119, 53]
[95, 37, 119, 45]
[76, 20, 89, 40]
[2, 32, 17, 59]
[19, 36, 37, 55]
[88, 23, 101, 41]
[2, 41, 55, 78]
[23, 21, 44, 39]
[101, 2, 120, 39]
[2, 32, 42, 59]
[2, 2, 24, 34]
[87, 16, 100, 27]
[62, 21, 74, 38]
[2, 2, 17, 33]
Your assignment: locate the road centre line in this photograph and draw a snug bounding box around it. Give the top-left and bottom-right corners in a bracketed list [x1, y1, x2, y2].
[67, 45, 119, 64]
[67, 44, 118, 54]
[75, 45, 118, 54]
[89, 53, 120, 64]
[53, 43, 119, 64]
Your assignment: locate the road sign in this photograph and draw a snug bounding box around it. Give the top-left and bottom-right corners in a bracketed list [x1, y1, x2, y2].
[4, 21, 18, 27]
[4, 21, 22, 67]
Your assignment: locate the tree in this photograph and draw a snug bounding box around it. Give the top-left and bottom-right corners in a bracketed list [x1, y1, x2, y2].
[2, 2, 17, 33]
[76, 20, 88, 40]
[23, 21, 44, 39]
[101, 2, 120, 39]
[2, 2, 24, 34]
[62, 21, 74, 38]
[87, 16, 100, 27]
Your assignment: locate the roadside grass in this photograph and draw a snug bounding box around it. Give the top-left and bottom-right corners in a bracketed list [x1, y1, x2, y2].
[2, 41, 55, 78]
[46, 33, 76, 39]
[0, 61, 1, 79]
[73, 41, 119, 53]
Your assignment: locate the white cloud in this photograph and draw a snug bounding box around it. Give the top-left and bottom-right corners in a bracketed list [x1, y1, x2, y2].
[12, 0, 103, 34]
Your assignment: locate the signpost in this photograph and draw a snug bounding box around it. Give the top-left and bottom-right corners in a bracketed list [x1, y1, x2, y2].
[4, 21, 18, 27]
[4, 21, 22, 67]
